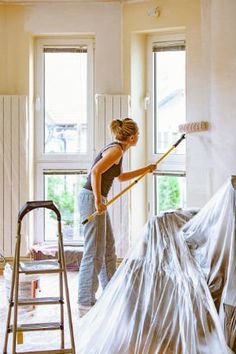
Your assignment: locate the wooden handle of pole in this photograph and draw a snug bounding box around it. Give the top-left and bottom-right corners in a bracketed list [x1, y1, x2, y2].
[81, 134, 185, 225]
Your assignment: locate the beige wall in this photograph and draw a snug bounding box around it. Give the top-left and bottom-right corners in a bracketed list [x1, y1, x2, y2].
[130, 33, 148, 241]
[0, 3, 122, 94]
[123, 0, 201, 93]
[0, 6, 30, 94]
[0, 3, 123, 256]
[1, 0, 236, 248]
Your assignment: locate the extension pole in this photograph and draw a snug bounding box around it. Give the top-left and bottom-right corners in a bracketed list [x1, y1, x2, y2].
[82, 134, 186, 225]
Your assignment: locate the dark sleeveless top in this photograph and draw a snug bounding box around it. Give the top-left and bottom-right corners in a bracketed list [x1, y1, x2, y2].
[84, 142, 123, 197]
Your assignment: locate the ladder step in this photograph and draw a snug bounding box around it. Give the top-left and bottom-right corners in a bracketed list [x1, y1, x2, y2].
[19, 269, 63, 275]
[19, 260, 63, 274]
[15, 349, 73, 354]
[18, 297, 63, 305]
[9, 322, 63, 332]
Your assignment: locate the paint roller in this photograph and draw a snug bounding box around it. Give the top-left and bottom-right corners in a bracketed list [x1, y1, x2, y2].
[81, 121, 209, 225]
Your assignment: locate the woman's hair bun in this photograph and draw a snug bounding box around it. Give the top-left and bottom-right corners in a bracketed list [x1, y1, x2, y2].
[111, 119, 122, 128]
[110, 118, 138, 142]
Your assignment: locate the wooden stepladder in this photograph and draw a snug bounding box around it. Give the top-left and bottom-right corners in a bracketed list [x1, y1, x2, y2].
[3, 201, 76, 354]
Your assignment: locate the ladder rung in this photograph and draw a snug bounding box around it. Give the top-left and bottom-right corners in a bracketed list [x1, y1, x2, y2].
[19, 260, 63, 274]
[9, 322, 62, 332]
[15, 349, 73, 354]
[19, 269, 63, 275]
[18, 297, 63, 305]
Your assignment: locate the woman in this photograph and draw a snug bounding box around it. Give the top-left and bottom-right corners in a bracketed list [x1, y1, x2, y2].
[78, 118, 156, 317]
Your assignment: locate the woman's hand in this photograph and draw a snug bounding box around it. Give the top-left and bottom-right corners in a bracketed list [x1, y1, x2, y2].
[95, 199, 106, 215]
[147, 164, 156, 173]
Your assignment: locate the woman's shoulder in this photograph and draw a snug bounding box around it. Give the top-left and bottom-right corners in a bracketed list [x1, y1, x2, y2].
[102, 141, 123, 153]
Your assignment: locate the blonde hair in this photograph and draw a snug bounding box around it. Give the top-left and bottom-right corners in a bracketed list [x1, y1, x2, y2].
[110, 118, 139, 142]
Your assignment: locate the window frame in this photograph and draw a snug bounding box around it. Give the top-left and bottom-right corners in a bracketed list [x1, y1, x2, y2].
[34, 163, 88, 245]
[147, 31, 186, 171]
[152, 171, 186, 215]
[146, 31, 186, 217]
[35, 37, 94, 163]
[34, 37, 94, 244]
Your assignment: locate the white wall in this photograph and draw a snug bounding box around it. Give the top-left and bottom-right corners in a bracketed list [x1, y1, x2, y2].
[187, 0, 236, 204]
[199, 0, 236, 193]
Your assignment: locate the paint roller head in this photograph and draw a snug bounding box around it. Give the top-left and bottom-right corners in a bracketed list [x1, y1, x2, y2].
[178, 121, 209, 134]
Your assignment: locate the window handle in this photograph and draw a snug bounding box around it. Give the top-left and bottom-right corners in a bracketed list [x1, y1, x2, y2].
[144, 94, 150, 110]
[35, 95, 41, 111]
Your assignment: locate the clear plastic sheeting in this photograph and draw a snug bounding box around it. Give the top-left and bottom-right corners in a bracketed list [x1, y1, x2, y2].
[183, 176, 236, 351]
[77, 177, 236, 354]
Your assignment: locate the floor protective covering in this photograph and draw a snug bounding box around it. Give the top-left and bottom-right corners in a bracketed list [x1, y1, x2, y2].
[77, 177, 236, 354]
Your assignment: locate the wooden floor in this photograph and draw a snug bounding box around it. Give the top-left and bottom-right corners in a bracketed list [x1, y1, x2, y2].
[0, 271, 82, 353]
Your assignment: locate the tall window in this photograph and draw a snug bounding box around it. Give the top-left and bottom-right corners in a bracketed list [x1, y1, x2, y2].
[34, 38, 94, 244]
[153, 41, 186, 155]
[44, 47, 88, 154]
[147, 34, 186, 215]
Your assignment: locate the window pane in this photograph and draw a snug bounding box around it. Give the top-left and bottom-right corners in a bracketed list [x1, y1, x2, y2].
[154, 48, 186, 154]
[154, 175, 186, 214]
[44, 172, 87, 243]
[44, 49, 87, 154]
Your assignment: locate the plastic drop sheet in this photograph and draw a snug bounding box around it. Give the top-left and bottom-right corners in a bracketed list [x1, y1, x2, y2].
[77, 178, 236, 354]
[183, 177, 236, 351]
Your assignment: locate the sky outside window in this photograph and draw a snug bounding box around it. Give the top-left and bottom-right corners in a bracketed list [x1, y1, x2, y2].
[154, 49, 186, 154]
[44, 50, 87, 154]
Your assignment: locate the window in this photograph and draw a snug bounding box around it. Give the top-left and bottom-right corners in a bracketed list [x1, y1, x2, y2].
[44, 171, 87, 243]
[147, 33, 186, 216]
[34, 37, 94, 244]
[44, 47, 88, 154]
[153, 41, 186, 156]
[153, 172, 186, 214]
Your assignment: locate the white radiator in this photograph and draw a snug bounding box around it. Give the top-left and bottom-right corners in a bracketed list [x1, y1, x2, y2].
[95, 94, 131, 258]
[95, 94, 131, 149]
[0, 95, 28, 257]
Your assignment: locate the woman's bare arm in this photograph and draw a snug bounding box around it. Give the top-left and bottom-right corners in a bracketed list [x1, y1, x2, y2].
[118, 164, 156, 182]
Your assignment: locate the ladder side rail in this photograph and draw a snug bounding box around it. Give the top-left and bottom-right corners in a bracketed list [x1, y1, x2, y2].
[58, 224, 76, 354]
[12, 222, 22, 354]
[58, 234, 65, 349]
[3, 202, 75, 353]
[3, 223, 21, 353]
